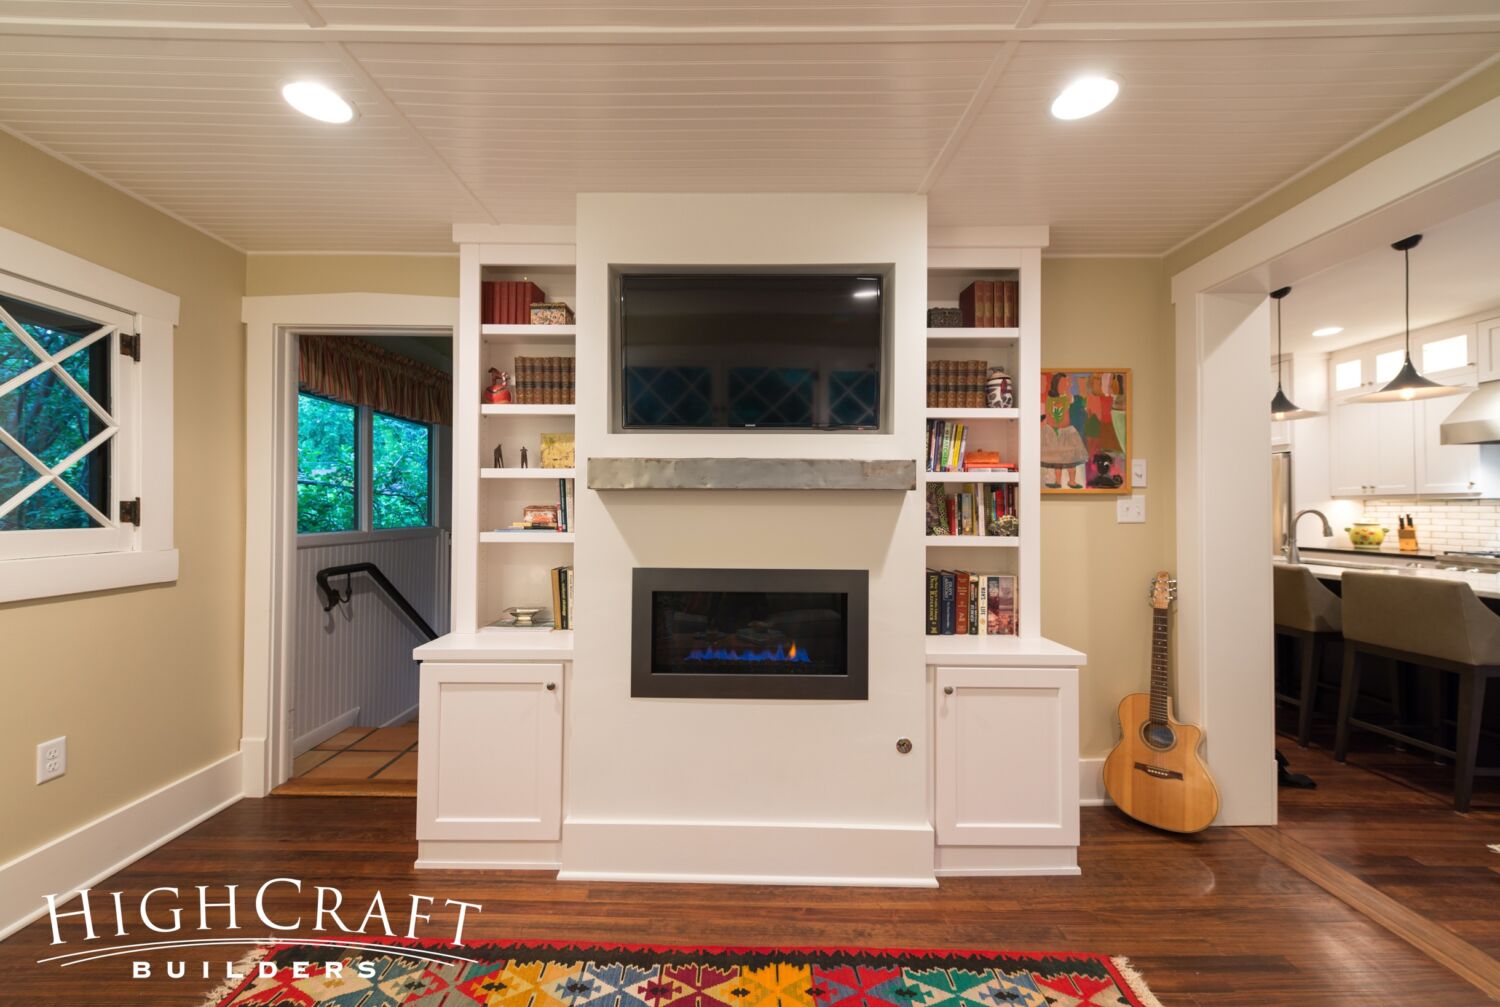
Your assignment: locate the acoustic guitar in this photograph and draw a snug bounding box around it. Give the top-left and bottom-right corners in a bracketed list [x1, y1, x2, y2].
[1102, 571, 1221, 833]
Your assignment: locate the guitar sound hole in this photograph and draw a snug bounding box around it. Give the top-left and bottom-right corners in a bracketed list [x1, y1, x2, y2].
[1142, 722, 1176, 750]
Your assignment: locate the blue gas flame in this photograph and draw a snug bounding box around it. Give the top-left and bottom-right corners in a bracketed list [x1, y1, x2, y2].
[685, 644, 812, 664]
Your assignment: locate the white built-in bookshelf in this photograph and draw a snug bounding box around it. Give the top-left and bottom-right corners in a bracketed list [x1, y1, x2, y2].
[455, 247, 577, 637]
[924, 244, 1041, 643]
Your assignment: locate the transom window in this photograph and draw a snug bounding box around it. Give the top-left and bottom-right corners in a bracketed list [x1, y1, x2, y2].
[1334, 358, 1362, 392]
[1421, 333, 1469, 374]
[297, 392, 433, 536]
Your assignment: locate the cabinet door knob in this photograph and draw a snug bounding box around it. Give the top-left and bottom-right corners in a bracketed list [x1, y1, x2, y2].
[943, 686, 954, 695]
[545, 682, 557, 691]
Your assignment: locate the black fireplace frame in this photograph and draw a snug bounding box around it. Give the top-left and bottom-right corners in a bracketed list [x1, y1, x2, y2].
[631, 567, 869, 700]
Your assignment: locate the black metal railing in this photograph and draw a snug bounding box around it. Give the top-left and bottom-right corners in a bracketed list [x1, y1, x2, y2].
[315, 562, 438, 641]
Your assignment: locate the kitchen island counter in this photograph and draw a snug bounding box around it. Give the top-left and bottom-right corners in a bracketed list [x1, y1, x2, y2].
[1274, 556, 1500, 600]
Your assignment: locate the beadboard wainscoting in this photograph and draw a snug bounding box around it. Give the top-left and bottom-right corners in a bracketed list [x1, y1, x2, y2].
[293, 531, 450, 752]
[1361, 499, 1500, 554]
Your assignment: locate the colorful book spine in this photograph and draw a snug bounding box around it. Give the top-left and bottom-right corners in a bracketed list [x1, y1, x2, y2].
[926, 569, 941, 636]
[939, 571, 956, 635]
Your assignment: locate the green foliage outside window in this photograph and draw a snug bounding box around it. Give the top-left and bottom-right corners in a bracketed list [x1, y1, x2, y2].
[297, 393, 357, 533]
[372, 411, 430, 529]
[1, 298, 109, 532]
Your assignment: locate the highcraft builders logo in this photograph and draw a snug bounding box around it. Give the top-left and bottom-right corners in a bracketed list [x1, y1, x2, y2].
[37, 878, 482, 982]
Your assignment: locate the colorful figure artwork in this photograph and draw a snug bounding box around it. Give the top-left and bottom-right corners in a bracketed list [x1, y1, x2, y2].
[1040, 369, 1131, 494]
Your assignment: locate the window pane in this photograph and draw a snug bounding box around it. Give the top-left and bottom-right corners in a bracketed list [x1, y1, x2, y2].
[1422, 334, 1469, 374]
[297, 393, 357, 534]
[372, 412, 430, 530]
[1375, 350, 1404, 383]
[1334, 359, 1362, 391]
[0, 295, 110, 531]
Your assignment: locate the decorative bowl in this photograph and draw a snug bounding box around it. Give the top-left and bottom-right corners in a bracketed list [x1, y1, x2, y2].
[1345, 519, 1389, 550]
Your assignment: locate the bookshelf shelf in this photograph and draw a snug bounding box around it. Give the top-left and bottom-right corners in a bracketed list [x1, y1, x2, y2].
[926, 327, 1020, 345]
[482, 467, 576, 480]
[480, 531, 576, 544]
[926, 535, 1020, 548]
[924, 471, 1019, 484]
[481, 404, 576, 417]
[483, 328, 576, 348]
[925, 408, 1018, 420]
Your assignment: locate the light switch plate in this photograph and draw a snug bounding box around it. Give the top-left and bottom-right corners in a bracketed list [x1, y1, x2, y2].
[37, 736, 66, 784]
[1132, 458, 1148, 488]
[1116, 495, 1146, 524]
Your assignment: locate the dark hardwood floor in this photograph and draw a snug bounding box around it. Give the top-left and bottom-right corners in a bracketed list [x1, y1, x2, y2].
[3, 746, 1498, 1007]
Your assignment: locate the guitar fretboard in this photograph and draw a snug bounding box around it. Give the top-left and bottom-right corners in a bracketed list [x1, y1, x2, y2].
[1149, 606, 1170, 726]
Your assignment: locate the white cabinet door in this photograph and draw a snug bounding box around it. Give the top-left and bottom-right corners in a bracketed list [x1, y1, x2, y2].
[1419, 393, 1481, 496]
[1330, 401, 1374, 496]
[418, 661, 563, 842]
[934, 665, 1079, 847]
[1371, 400, 1416, 496]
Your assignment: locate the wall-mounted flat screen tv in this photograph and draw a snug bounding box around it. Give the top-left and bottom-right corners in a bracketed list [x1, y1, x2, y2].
[618, 273, 884, 430]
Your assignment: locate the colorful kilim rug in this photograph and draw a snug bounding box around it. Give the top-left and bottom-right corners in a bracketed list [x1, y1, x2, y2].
[204, 939, 1162, 1007]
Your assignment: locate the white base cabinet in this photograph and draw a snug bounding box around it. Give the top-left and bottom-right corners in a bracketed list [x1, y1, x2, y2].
[932, 660, 1081, 876]
[417, 660, 564, 859]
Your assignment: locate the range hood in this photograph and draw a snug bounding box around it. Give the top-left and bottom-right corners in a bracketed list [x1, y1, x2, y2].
[1440, 380, 1500, 444]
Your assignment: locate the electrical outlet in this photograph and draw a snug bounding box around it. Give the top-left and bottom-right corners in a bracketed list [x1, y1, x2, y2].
[1116, 495, 1147, 524]
[36, 736, 66, 785]
[1132, 458, 1148, 488]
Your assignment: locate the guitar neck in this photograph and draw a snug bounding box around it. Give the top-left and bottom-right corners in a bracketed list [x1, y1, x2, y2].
[1149, 606, 1170, 725]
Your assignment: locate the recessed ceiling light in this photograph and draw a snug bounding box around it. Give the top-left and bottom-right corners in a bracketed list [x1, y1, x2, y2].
[282, 81, 356, 124]
[1312, 326, 1343, 338]
[1050, 76, 1119, 120]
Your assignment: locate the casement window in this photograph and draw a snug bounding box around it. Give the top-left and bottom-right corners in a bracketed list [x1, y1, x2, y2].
[297, 393, 433, 538]
[0, 226, 177, 603]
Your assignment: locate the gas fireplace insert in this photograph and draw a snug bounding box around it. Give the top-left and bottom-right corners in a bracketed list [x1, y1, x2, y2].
[631, 568, 869, 700]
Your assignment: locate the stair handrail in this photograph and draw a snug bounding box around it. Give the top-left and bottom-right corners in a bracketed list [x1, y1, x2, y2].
[315, 562, 438, 641]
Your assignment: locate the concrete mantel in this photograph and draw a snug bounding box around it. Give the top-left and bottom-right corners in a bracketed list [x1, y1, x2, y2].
[586, 457, 917, 491]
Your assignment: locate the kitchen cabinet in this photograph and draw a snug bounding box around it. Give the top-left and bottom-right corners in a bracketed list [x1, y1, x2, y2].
[1271, 360, 1290, 448]
[1330, 399, 1415, 497]
[417, 661, 564, 842]
[1419, 392, 1481, 495]
[1476, 316, 1500, 383]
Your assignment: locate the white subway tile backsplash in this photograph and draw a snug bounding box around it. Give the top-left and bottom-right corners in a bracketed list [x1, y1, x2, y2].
[1359, 499, 1500, 553]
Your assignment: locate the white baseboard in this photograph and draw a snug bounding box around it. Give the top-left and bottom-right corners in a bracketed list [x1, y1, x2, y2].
[292, 706, 361, 757]
[1080, 756, 1112, 807]
[0, 751, 243, 941]
[381, 702, 419, 729]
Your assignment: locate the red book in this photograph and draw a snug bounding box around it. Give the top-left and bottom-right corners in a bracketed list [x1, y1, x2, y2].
[958, 282, 978, 327]
[481, 281, 498, 324]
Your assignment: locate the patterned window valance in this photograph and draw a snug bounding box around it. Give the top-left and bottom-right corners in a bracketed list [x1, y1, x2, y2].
[298, 335, 451, 426]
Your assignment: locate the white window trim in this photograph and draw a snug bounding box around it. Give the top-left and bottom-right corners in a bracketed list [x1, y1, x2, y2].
[0, 225, 178, 603]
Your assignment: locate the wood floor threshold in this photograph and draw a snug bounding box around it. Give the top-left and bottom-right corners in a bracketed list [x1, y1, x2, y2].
[270, 780, 416, 798]
[1236, 825, 1500, 1002]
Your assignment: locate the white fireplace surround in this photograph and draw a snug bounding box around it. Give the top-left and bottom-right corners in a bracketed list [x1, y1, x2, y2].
[415, 195, 1084, 886]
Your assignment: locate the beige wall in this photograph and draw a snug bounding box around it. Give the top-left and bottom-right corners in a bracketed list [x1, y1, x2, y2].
[0, 132, 247, 862]
[246, 254, 457, 297]
[1039, 258, 1175, 757]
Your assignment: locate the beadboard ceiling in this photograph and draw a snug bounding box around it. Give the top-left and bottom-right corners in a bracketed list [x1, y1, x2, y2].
[0, 2, 1496, 254]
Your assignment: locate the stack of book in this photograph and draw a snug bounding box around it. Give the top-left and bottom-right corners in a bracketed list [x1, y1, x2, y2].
[495, 479, 575, 533]
[958, 280, 1019, 327]
[926, 360, 990, 408]
[550, 565, 574, 630]
[482, 280, 545, 324]
[926, 571, 1017, 636]
[927, 419, 968, 471]
[930, 484, 1017, 536]
[513, 356, 576, 404]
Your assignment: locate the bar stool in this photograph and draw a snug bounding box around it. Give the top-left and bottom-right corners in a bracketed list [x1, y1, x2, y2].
[1335, 571, 1500, 812]
[1273, 564, 1343, 746]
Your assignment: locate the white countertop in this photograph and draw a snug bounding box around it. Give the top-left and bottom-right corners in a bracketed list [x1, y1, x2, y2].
[1276, 557, 1500, 600]
[414, 629, 574, 662]
[924, 634, 1086, 666]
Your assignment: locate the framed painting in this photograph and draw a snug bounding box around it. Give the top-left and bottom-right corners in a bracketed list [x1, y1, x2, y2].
[1039, 368, 1131, 494]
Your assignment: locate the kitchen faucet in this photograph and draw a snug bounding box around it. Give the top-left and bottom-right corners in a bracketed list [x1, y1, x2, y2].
[1288, 509, 1333, 565]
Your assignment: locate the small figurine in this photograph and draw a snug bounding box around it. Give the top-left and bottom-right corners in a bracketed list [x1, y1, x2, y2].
[520, 446, 529, 469]
[484, 367, 513, 404]
[493, 443, 505, 468]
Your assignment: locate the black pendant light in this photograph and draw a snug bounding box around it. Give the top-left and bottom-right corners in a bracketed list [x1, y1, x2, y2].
[1270, 286, 1320, 421]
[1357, 234, 1463, 403]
